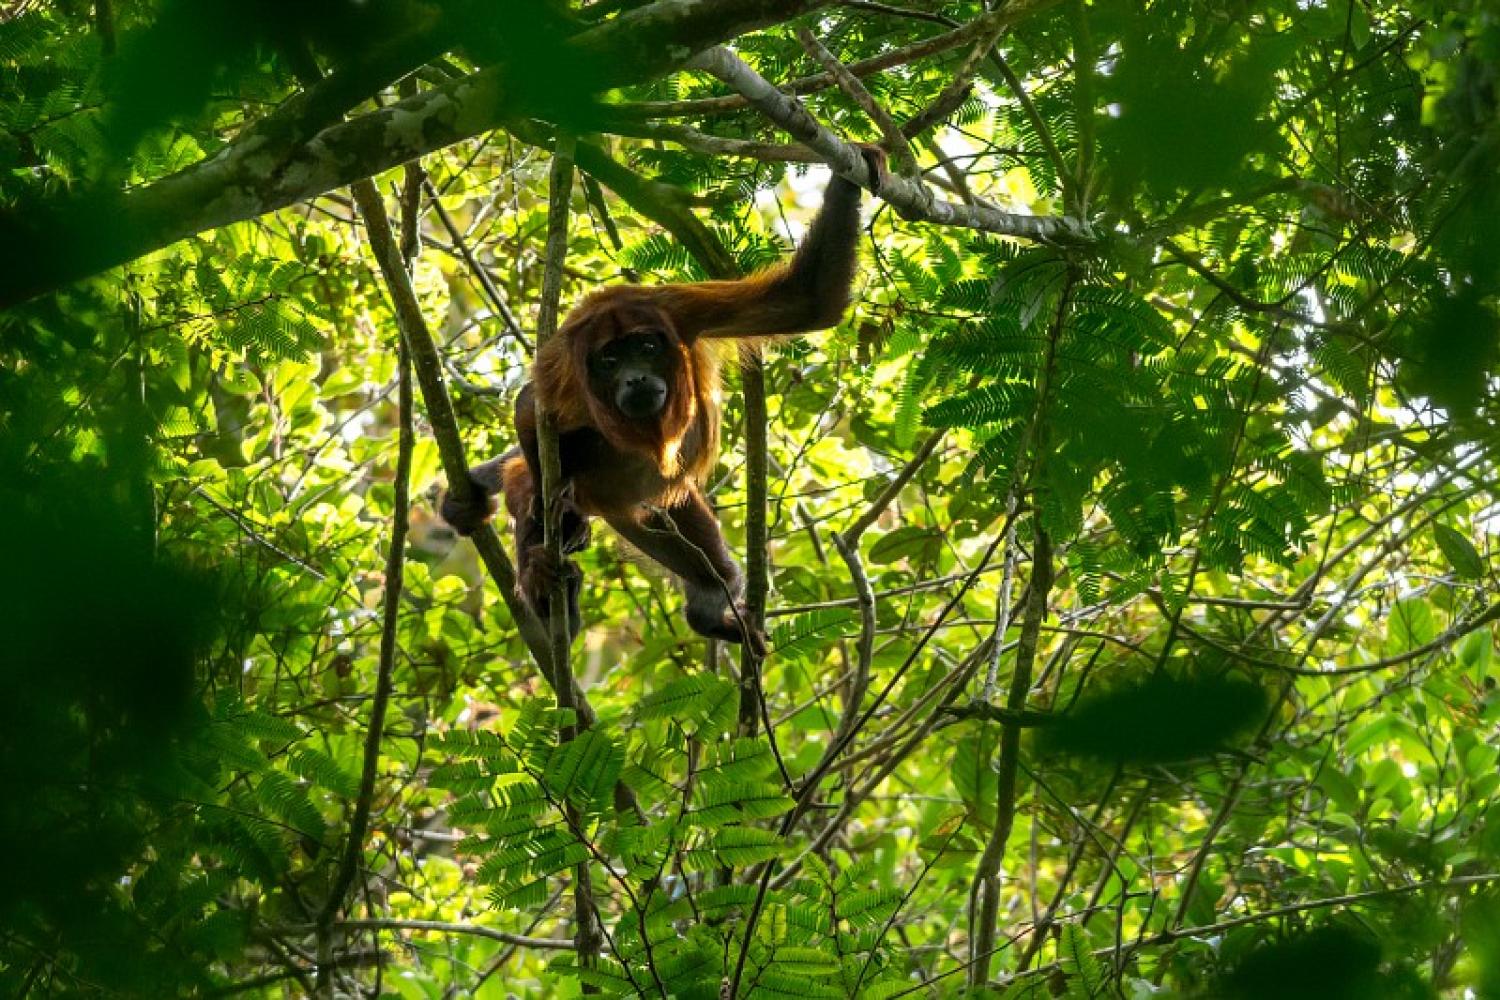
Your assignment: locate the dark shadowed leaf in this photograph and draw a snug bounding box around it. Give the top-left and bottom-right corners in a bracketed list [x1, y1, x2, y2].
[1039, 673, 1268, 765]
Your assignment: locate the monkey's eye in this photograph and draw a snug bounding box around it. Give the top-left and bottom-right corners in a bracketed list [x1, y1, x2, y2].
[632, 331, 668, 355]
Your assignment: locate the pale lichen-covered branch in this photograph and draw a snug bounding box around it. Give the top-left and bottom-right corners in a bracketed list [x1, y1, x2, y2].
[686, 46, 1095, 244]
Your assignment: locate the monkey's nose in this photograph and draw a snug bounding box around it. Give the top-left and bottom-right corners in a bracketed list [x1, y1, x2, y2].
[619, 378, 667, 417]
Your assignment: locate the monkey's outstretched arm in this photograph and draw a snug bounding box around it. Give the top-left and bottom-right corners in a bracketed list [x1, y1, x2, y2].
[651, 148, 883, 339]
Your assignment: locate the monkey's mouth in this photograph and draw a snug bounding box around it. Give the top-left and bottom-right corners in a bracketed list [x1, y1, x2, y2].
[616, 381, 668, 419]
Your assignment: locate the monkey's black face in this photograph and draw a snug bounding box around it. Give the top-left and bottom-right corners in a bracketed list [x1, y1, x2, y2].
[588, 331, 672, 420]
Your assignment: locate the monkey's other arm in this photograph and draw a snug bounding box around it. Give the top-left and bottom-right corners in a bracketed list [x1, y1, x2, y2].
[763, 145, 888, 330]
[603, 488, 767, 656]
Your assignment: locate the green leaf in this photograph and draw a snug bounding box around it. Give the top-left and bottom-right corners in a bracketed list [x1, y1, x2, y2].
[1458, 627, 1494, 678]
[951, 730, 999, 827]
[545, 729, 624, 812]
[288, 748, 359, 798]
[635, 675, 739, 737]
[1059, 924, 1105, 997]
[680, 827, 786, 871]
[867, 526, 943, 566]
[255, 770, 325, 843]
[688, 781, 794, 827]
[1387, 597, 1437, 652]
[771, 608, 859, 659]
[1433, 523, 1485, 580]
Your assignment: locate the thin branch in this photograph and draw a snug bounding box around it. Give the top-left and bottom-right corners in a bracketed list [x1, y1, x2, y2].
[739, 351, 772, 739]
[613, 121, 826, 162]
[785, 526, 1010, 830]
[314, 226, 415, 996]
[1180, 599, 1500, 678]
[997, 872, 1500, 993]
[510, 120, 743, 281]
[765, 563, 1004, 616]
[837, 0, 955, 27]
[828, 531, 876, 754]
[1066, 0, 1097, 216]
[535, 136, 581, 690]
[981, 494, 1020, 703]
[898, 22, 1002, 141]
[531, 133, 605, 973]
[967, 526, 1051, 986]
[730, 474, 1010, 1000]
[1160, 238, 1316, 322]
[284, 919, 573, 951]
[603, 121, 989, 203]
[843, 431, 945, 543]
[795, 28, 919, 176]
[422, 177, 531, 353]
[771, 637, 995, 890]
[812, 430, 944, 778]
[627, 0, 1064, 118]
[580, 173, 640, 281]
[966, 266, 1074, 987]
[987, 50, 1073, 209]
[189, 486, 328, 580]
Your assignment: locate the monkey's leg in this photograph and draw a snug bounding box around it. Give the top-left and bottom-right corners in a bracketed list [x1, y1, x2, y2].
[503, 458, 588, 638]
[605, 489, 766, 655]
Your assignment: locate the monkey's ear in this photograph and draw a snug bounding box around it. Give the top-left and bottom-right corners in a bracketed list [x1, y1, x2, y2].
[534, 312, 606, 429]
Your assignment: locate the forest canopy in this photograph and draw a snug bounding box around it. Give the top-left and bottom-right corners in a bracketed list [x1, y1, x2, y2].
[2, 0, 1500, 997]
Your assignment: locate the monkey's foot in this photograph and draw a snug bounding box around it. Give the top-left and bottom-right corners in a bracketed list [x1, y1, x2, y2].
[440, 478, 498, 537]
[559, 503, 592, 555]
[519, 546, 582, 611]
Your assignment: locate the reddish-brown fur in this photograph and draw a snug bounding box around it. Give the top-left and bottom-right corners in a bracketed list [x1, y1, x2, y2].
[442, 156, 881, 649]
[534, 289, 725, 490]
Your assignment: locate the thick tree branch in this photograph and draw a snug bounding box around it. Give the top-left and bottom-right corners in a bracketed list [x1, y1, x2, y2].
[686, 47, 1093, 243]
[3, 72, 514, 308]
[0, 0, 830, 308]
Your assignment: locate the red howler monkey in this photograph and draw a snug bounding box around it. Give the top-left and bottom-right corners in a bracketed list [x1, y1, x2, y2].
[442, 154, 881, 652]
